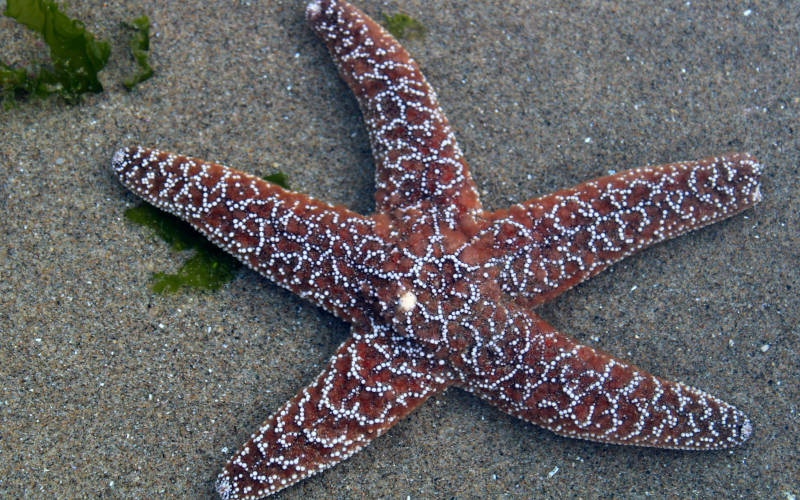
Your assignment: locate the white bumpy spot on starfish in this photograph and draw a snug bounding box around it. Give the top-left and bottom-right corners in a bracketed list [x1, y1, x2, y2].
[398, 291, 417, 312]
[113, 1, 760, 499]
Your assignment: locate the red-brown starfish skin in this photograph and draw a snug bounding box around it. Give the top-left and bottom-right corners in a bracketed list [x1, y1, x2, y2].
[112, 1, 761, 498]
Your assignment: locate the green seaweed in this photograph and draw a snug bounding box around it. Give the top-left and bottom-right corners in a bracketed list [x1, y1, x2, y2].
[124, 203, 204, 253]
[123, 171, 290, 293]
[381, 13, 425, 40]
[121, 15, 153, 90]
[263, 171, 290, 190]
[151, 247, 239, 294]
[2, 0, 111, 103]
[1, 61, 34, 103]
[124, 203, 240, 293]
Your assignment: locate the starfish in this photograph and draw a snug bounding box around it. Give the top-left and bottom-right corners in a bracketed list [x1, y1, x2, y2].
[112, 1, 761, 498]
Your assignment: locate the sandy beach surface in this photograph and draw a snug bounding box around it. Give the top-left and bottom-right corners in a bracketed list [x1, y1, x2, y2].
[1, 0, 797, 498]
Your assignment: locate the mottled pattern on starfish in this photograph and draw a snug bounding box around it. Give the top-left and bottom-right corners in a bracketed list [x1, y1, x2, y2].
[112, 1, 761, 498]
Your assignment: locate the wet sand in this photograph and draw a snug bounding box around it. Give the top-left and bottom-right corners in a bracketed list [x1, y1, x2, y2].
[1, 0, 797, 498]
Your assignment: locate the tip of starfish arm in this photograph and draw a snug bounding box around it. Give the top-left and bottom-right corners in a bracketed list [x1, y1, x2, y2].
[741, 414, 753, 442]
[305, 0, 323, 19]
[715, 404, 752, 449]
[215, 473, 234, 500]
[111, 147, 129, 172]
[753, 184, 763, 203]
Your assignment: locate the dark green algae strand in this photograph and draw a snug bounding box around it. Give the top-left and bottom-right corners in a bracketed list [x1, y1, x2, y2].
[121, 15, 153, 90]
[2, 0, 110, 103]
[381, 12, 425, 40]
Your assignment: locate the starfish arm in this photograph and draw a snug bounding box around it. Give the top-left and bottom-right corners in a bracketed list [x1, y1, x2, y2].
[306, 0, 481, 213]
[454, 309, 751, 450]
[215, 324, 451, 499]
[487, 153, 762, 305]
[112, 145, 372, 321]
